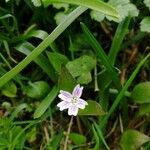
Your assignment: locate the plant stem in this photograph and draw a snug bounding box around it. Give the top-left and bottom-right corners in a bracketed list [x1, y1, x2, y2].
[64, 116, 73, 150]
[109, 88, 131, 97]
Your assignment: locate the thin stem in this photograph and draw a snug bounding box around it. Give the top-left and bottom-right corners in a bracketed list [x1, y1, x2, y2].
[64, 116, 74, 150]
[94, 66, 99, 91]
[109, 88, 131, 97]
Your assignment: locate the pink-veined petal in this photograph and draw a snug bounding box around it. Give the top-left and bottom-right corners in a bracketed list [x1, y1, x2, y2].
[76, 99, 88, 109]
[72, 84, 83, 98]
[68, 105, 78, 116]
[58, 90, 72, 102]
[57, 101, 71, 111]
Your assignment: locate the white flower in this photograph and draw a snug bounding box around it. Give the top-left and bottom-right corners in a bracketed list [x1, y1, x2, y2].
[57, 84, 88, 116]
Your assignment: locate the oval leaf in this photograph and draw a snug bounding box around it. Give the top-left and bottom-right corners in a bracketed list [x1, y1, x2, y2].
[69, 133, 86, 145]
[78, 100, 105, 116]
[58, 66, 76, 92]
[131, 82, 150, 104]
[24, 81, 50, 99]
[120, 129, 150, 150]
[1, 81, 17, 98]
[47, 52, 69, 72]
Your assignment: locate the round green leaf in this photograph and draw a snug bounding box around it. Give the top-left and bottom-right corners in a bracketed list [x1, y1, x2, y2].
[131, 82, 150, 104]
[120, 129, 150, 150]
[24, 81, 50, 99]
[78, 100, 105, 116]
[69, 133, 86, 145]
[1, 81, 17, 98]
[140, 17, 150, 33]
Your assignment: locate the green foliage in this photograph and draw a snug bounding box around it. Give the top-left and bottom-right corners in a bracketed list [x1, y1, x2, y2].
[42, 0, 119, 19]
[47, 52, 69, 72]
[0, 118, 26, 149]
[1, 81, 17, 97]
[78, 100, 105, 116]
[140, 17, 150, 33]
[131, 82, 150, 104]
[139, 104, 150, 116]
[91, 0, 139, 22]
[120, 129, 150, 150]
[34, 86, 58, 118]
[31, 0, 42, 7]
[0, 0, 149, 149]
[66, 55, 96, 84]
[58, 66, 76, 92]
[24, 81, 50, 99]
[69, 133, 86, 145]
[144, 0, 150, 10]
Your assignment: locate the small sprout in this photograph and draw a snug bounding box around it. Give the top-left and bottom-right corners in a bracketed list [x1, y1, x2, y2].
[57, 84, 88, 116]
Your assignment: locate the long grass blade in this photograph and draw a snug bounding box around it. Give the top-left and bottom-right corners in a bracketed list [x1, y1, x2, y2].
[100, 53, 150, 129]
[0, 6, 87, 88]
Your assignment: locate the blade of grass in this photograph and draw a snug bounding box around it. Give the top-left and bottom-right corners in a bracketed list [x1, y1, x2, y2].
[34, 86, 59, 119]
[108, 17, 131, 65]
[94, 123, 110, 150]
[100, 53, 150, 129]
[15, 42, 56, 82]
[0, 6, 87, 88]
[121, 32, 147, 49]
[43, 0, 119, 19]
[92, 125, 100, 150]
[81, 23, 121, 90]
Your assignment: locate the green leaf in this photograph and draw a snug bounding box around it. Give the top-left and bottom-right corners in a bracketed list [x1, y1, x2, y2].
[140, 17, 150, 33]
[34, 86, 58, 119]
[69, 33, 90, 52]
[52, 3, 69, 11]
[139, 104, 150, 116]
[144, 0, 150, 10]
[49, 132, 63, 150]
[100, 53, 150, 129]
[131, 82, 150, 104]
[54, 12, 68, 25]
[91, 125, 99, 150]
[31, 0, 42, 7]
[91, 0, 138, 22]
[24, 81, 50, 99]
[78, 100, 105, 116]
[77, 72, 92, 84]
[90, 10, 105, 22]
[12, 126, 26, 149]
[15, 42, 56, 82]
[42, 0, 119, 19]
[66, 55, 96, 84]
[47, 52, 69, 73]
[107, 0, 139, 22]
[58, 66, 76, 92]
[10, 103, 29, 121]
[0, 6, 87, 88]
[108, 17, 130, 65]
[81, 23, 121, 89]
[1, 81, 17, 97]
[94, 123, 110, 150]
[26, 127, 37, 143]
[69, 133, 86, 145]
[120, 129, 150, 150]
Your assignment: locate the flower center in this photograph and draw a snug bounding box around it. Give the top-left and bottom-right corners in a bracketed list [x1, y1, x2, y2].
[71, 97, 78, 103]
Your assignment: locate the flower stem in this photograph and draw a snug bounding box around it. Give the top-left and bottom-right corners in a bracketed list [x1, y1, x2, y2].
[64, 116, 73, 150]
